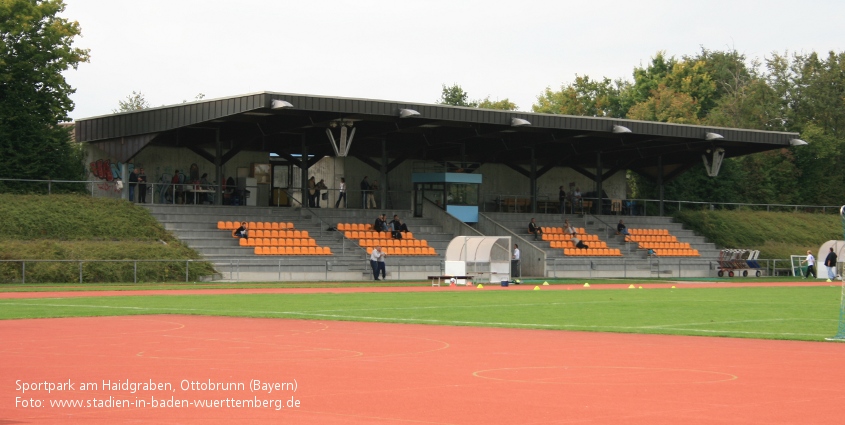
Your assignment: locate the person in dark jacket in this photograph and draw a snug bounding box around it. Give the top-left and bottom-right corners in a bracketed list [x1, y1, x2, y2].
[528, 218, 542, 241]
[824, 247, 838, 282]
[360, 176, 370, 209]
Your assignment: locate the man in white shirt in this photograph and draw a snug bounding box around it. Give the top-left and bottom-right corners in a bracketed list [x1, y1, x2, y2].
[512, 244, 521, 278]
[334, 177, 346, 208]
[377, 248, 386, 280]
[370, 246, 382, 280]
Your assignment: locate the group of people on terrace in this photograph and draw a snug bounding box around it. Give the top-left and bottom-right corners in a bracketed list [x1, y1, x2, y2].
[124, 166, 214, 205]
[303, 175, 380, 210]
[374, 214, 409, 239]
[527, 217, 591, 249]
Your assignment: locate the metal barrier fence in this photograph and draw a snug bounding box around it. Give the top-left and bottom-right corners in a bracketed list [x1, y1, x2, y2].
[0, 256, 795, 283]
[1, 179, 839, 214]
[218, 259, 444, 282]
[0, 259, 209, 284]
[547, 257, 794, 279]
[480, 192, 841, 215]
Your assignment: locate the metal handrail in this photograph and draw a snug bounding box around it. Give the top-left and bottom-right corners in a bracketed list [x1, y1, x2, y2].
[0, 259, 207, 284]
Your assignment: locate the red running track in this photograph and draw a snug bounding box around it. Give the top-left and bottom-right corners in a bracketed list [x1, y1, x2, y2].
[2, 314, 844, 424]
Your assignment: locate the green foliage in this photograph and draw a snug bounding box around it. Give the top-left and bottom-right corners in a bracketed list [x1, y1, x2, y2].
[113, 90, 150, 113]
[0, 286, 838, 341]
[602, 48, 845, 206]
[0, 194, 214, 282]
[437, 83, 518, 110]
[0, 194, 170, 240]
[0, 0, 90, 183]
[674, 210, 841, 259]
[533, 75, 630, 117]
[476, 97, 517, 111]
[626, 83, 701, 124]
[437, 83, 477, 107]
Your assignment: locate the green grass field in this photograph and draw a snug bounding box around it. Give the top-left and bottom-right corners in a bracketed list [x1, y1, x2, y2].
[1, 284, 840, 342]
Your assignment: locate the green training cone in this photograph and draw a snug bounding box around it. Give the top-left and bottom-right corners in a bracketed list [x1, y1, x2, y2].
[628, 284, 635, 289]
[476, 284, 484, 289]
[543, 281, 549, 285]
[583, 283, 590, 288]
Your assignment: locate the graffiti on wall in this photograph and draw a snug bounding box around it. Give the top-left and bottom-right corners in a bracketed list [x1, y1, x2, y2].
[89, 159, 114, 181]
[89, 159, 134, 193]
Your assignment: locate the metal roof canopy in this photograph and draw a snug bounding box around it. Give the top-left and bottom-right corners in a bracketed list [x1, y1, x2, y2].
[75, 91, 799, 175]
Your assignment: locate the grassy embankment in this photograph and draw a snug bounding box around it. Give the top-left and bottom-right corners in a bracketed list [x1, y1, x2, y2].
[674, 209, 841, 259]
[0, 194, 214, 282]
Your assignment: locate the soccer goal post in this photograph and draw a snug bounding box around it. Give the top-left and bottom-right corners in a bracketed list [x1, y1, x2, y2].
[826, 206, 845, 341]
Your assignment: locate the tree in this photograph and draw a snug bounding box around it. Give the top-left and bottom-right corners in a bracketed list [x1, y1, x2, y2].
[627, 53, 715, 122]
[0, 0, 89, 184]
[533, 75, 630, 118]
[114, 91, 150, 113]
[626, 83, 701, 124]
[437, 84, 477, 107]
[476, 97, 517, 111]
[438, 83, 518, 110]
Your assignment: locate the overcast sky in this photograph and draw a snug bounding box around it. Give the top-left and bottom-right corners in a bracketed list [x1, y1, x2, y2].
[61, 0, 844, 120]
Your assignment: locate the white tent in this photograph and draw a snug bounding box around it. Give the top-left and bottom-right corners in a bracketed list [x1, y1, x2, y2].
[444, 236, 512, 284]
[818, 240, 845, 279]
[792, 240, 845, 279]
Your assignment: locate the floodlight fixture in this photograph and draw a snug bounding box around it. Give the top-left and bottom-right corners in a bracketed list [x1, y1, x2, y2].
[511, 118, 531, 127]
[271, 99, 294, 109]
[398, 108, 420, 118]
[612, 125, 632, 134]
[704, 132, 724, 141]
[789, 138, 808, 146]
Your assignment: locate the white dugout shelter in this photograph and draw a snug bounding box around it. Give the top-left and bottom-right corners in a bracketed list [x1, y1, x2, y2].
[444, 236, 512, 284]
[791, 240, 845, 279]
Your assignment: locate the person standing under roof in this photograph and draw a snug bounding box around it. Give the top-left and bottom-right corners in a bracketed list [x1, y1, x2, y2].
[360, 176, 370, 209]
[335, 177, 346, 208]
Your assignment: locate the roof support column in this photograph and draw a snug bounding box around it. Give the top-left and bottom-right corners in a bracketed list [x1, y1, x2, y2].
[657, 155, 665, 216]
[530, 147, 537, 214]
[380, 139, 387, 209]
[121, 163, 128, 201]
[595, 151, 603, 216]
[214, 128, 222, 205]
[301, 134, 309, 207]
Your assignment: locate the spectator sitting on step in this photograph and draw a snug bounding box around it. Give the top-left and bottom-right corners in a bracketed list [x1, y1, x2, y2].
[571, 236, 589, 249]
[373, 214, 387, 232]
[528, 218, 542, 241]
[647, 248, 657, 257]
[390, 215, 408, 239]
[564, 219, 577, 236]
[233, 222, 248, 238]
[617, 219, 630, 239]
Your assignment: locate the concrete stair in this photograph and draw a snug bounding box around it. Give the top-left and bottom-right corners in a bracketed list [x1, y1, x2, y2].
[483, 212, 721, 278]
[144, 205, 447, 281]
